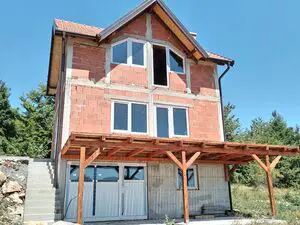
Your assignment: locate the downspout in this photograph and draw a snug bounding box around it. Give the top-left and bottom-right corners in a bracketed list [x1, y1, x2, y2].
[54, 31, 66, 189]
[217, 62, 233, 212]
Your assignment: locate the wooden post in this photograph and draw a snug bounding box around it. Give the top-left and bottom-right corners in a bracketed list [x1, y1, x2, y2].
[77, 147, 86, 224]
[166, 151, 201, 224]
[181, 151, 189, 224]
[265, 155, 276, 217]
[251, 154, 282, 218]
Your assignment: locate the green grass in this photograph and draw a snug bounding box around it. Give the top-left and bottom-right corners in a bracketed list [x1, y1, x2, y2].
[232, 184, 300, 222]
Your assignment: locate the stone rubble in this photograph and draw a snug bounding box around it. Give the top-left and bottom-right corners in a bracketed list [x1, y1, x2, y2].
[0, 158, 29, 225]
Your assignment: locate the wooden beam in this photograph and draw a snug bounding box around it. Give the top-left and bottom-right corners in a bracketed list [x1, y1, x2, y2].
[181, 151, 189, 224]
[265, 155, 276, 217]
[128, 148, 145, 157]
[77, 147, 85, 224]
[166, 151, 183, 169]
[83, 148, 101, 169]
[61, 140, 70, 155]
[186, 152, 201, 168]
[251, 154, 268, 172]
[107, 148, 121, 157]
[270, 155, 282, 171]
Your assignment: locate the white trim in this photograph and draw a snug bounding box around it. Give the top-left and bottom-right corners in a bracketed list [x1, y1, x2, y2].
[176, 165, 198, 190]
[154, 104, 189, 138]
[111, 100, 149, 135]
[70, 79, 220, 102]
[111, 38, 146, 68]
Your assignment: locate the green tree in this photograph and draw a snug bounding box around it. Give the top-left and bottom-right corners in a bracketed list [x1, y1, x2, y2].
[223, 103, 241, 141]
[0, 80, 17, 155]
[16, 83, 55, 158]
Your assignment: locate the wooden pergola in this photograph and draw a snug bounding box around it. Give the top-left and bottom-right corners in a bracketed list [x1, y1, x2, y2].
[61, 132, 299, 224]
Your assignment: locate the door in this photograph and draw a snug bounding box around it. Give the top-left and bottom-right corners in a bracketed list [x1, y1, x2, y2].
[65, 163, 147, 221]
[65, 165, 94, 220]
[122, 166, 146, 217]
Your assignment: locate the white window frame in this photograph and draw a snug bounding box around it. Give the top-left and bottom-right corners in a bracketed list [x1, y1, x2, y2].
[154, 105, 189, 138]
[111, 38, 146, 68]
[176, 165, 198, 190]
[111, 100, 149, 135]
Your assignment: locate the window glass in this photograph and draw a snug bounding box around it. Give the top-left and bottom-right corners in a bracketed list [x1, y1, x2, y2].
[112, 41, 127, 64]
[69, 165, 94, 182]
[156, 107, 169, 138]
[96, 166, 119, 182]
[132, 103, 147, 133]
[114, 103, 128, 131]
[170, 50, 184, 73]
[177, 167, 197, 189]
[124, 166, 144, 180]
[173, 108, 188, 136]
[132, 42, 144, 66]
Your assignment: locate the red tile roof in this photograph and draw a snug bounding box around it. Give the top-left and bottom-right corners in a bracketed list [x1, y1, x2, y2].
[54, 19, 233, 64]
[54, 19, 103, 36]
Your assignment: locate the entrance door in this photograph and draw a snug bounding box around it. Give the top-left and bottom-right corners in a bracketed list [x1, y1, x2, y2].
[65, 163, 147, 221]
[65, 165, 94, 220]
[122, 166, 146, 218]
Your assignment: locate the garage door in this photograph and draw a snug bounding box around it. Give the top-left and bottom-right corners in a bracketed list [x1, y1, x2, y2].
[65, 163, 147, 222]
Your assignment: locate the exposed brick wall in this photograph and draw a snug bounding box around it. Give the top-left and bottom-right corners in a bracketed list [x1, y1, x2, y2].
[110, 64, 148, 88]
[72, 43, 106, 82]
[114, 14, 147, 38]
[190, 64, 216, 96]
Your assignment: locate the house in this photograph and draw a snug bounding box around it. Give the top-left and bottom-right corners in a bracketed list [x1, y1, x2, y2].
[45, 0, 299, 224]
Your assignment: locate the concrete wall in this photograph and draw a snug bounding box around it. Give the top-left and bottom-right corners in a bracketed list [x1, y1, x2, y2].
[147, 163, 230, 219]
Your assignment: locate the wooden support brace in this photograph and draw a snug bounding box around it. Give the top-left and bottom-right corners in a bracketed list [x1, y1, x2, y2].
[166, 151, 183, 169]
[251, 154, 268, 172]
[83, 148, 101, 169]
[107, 148, 121, 157]
[186, 152, 201, 168]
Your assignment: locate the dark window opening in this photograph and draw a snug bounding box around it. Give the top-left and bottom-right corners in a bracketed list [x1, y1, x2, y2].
[153, 45, 167, 86]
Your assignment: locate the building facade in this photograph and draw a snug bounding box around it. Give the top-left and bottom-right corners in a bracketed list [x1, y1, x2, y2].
[47, 0, 235, 222]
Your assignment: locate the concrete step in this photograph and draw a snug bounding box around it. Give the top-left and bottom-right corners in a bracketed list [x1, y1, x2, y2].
[24, 205, 62, 214]
[26, 189, 59, 196]
[24, 212, 62, 221]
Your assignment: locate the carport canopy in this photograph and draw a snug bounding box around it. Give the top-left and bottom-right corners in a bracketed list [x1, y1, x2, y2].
[61, 132, 300, 224]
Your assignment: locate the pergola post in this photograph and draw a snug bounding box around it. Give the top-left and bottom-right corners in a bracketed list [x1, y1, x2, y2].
[77, 146, 85, 224]
[166, 151, 201, 224]
[76, 147, 101, 224]
[251, 154, 282, 217]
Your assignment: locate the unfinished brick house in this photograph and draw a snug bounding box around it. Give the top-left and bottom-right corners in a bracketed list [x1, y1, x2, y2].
[45, 0, 299, 224]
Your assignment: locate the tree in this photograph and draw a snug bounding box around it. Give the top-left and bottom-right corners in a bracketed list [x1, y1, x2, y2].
[16, 83, 55, 158]
[0, 80, 17, 155]
[223, 103, 241, 141]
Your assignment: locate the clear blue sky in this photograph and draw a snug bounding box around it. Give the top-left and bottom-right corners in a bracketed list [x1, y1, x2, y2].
[0, 0, 299, 128]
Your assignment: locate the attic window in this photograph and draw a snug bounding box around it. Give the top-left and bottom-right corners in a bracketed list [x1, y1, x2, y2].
[169, 50, 184, 74]
[111, 39, 145, 66]
[153, 45, 167, 86]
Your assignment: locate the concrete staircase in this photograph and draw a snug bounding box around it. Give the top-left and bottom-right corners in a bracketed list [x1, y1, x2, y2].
[24, 159, 62, 224]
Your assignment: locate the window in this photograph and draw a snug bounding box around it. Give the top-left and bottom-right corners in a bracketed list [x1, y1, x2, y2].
[111, 39, 145, 66]
[112, 41, 127, 64]
[112, 101, 148, 134]
[96, 166, 119, 182]
[155, 106, 188, 138]
[169, 50, 184, 73]
[69, 165, 94, 182]
[173, 108, 188, 136]
[124, 166, 144, 180]
[153, 45, 167, 86]
[177, 165, 198, 189]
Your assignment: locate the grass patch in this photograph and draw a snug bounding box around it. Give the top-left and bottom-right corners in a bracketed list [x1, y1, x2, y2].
[232, 184, 300, 221]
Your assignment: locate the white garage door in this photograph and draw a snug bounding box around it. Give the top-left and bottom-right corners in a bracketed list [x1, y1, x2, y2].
[65, 163, 147, 222]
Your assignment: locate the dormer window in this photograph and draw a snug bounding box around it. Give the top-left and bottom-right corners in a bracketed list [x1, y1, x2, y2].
[111, 39, 145, 67]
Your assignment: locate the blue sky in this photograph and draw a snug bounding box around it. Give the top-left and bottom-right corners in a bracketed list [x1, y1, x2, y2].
[0, 0, 299, 128]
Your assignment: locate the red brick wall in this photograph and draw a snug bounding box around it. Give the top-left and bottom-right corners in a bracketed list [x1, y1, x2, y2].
[72, 43, 106, 82]
[190, 64, 216, 96]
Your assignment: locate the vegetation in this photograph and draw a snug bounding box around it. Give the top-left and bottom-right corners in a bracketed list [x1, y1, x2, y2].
[0, 80, 54, 158]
